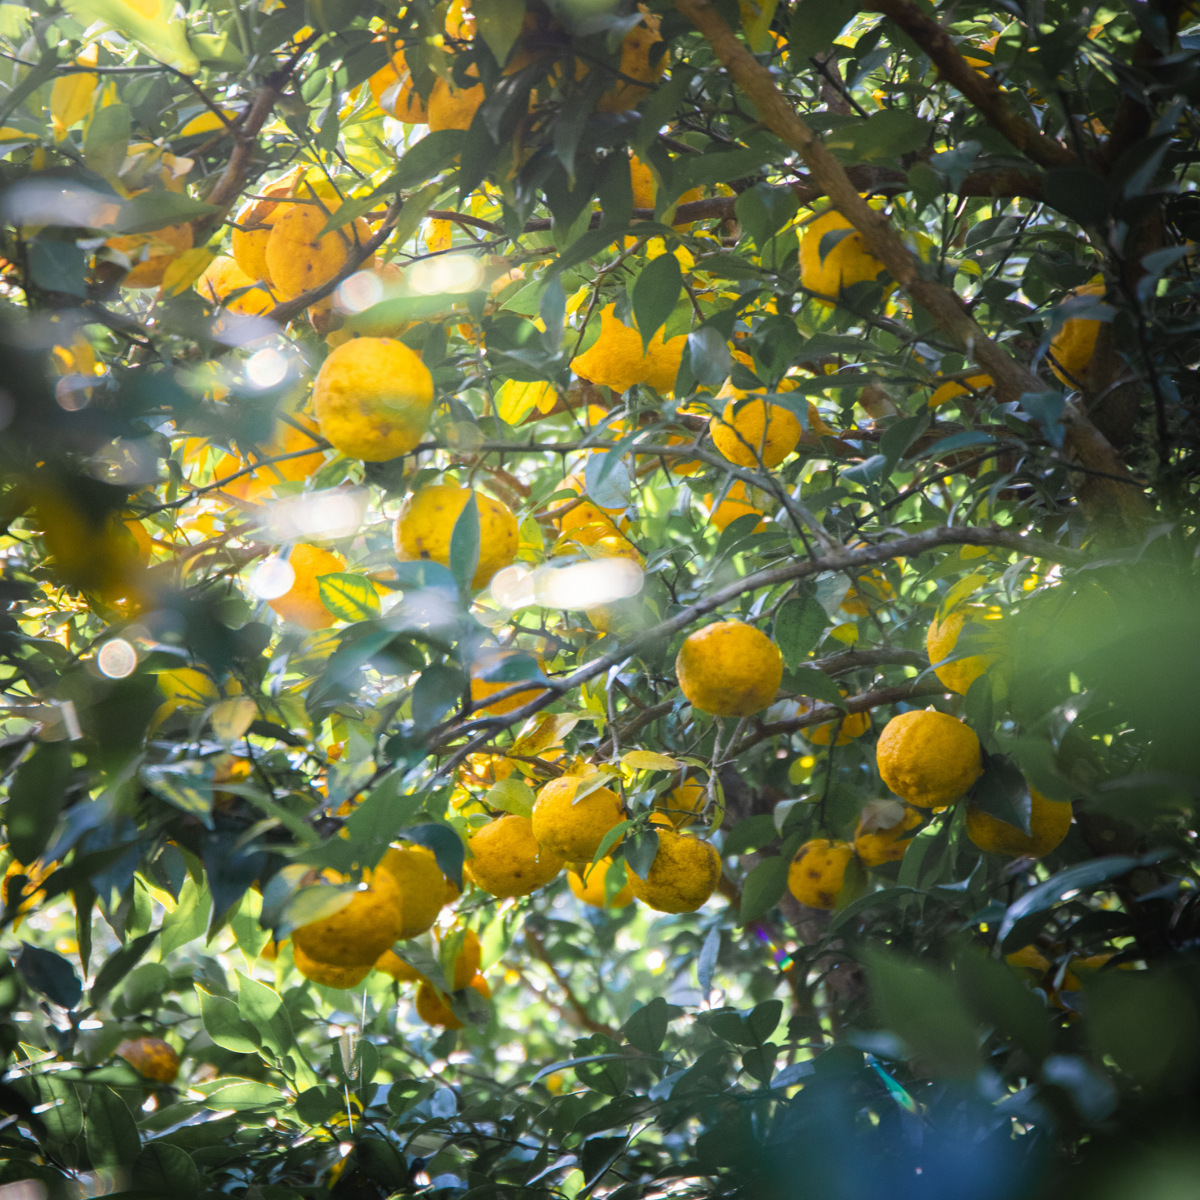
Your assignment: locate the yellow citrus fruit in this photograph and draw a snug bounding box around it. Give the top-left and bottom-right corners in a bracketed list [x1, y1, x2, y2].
[629, 154, 702, 220]
[705, 481, 767, 533]
[929, 374, 992, 409]
[1049, 281, 1105, 385]
[293, 943, 372, 989]
[312, 336, 434, 461]
[197, 255, 276, 316]
[568, 857, 634, 908]
[853, 804, 922, 867]
[469, 649, 548, 715]
[378, 844, 447, 938]
[369, 49, 429, 122]
[291, 868, 404, 967]
[115, 1037, 180, 1083]
[654, 779, 706, 827]
[464, 814, 565, 897]
[231, 168, 302, 286]
[532, 776, 624, 861]
[393, 484, 518, 589]
[428, 70, 484, 131]
[439, 927, 482, 990]
[787, 839, 854, 909]
[966, 787, 1072, 857]
[626, 828, 721, 913]
[806, 696, 870, 746]
[676, 620, 783, 717]
[265, 202, 374, 301]
[710, 398, 802, 468]
[571, 304, 686, 396]
[376, 949, 423, 982]
[415, 974, 491, 1029]
[876, 709, 983, 808]
[108, 222, 194, 289]
[215, 414, 327, 503]
[926, 605, 1000, 696]
[596, 8, 666, 111]
[267, 543, 346, 630]
[798, 210, 887, 305]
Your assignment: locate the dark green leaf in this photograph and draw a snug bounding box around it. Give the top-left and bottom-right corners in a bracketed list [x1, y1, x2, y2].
[141, 761, 215, 829]
[7, 741, 72, 864]
[400, 823, 464, 890]
[954, 948, 1051, 1063]
[624, 828, 659, 880]
[968, 753, 1033, 836]
[739, 855, 789, 923]
[84, 103, 131, 180]
[448, 492, 481, 592]
[86, 1086, 141, 1169]
[16, 943, 82, 1009]
[787, 0, 859, 62]
[112, 192, 219, 234]
[90, 930, 159, 1008]
[412, 663, 466, 731]
[786, 665, 847, 709]
[132, 1143, 199, 1200]
[197, 986, 261, 1054]
[774, 595, 827, 669]
[622, 997, 676, 1054]
[632, 253, 683, 350]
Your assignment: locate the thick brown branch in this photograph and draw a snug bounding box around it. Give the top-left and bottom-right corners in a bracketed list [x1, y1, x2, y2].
[869, 0, 1078, 170]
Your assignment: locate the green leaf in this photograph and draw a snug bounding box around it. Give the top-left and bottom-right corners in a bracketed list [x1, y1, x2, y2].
[90, 930, 158, 1008]
[622, 997, 677, 1054]
[160, 876, 209, 956]
[236, 971, 294, 1060]
[734, 184, 799, 249]
[412, 663, 466, 731]
[18, 1071, 81, 1145]
[197, 986, 261, 1054]
[317, 573, 381, 621]
[739, 855, 789, 923]
[474, 0, 525, 66]
[624, 828, 660, 880]
[192, 1077, 286, 1110]
[63, 0, 200, 73]
[449, 493, 481, 591]
[485, 777, 535, 818]
[390, 181, 443, 252]
[6, 741, 72, 864]
[132, 1142, 200, 1200]
[84, 102, 131, 180]
[827, 109, 930, 164]
[229, 888, 270, 961]
[385, 941, 449, 993]
[382, 130, 466, 191]
[141, 761, 215, 828]
[861, 947, 980, 1079]
[954, 948, 1051, 1064]
[16, 943, 82, 1009]
[85, 1086, 141, 1169]
[111, 191, 219, 234]
[786, 0, 858, 62]
[786, 666, 847, 709]
[967, 753, 1033, 835]
[724, 814, 777, 856]
[344, 292, 473, 334]
[632, 252, 683, 351]
[774, 597, 828, 670]
[402, 823, 465, 889]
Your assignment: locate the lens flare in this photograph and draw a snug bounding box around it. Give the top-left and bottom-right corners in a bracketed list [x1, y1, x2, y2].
[249, 556, 296, 599]
[97, 638, 137, 678]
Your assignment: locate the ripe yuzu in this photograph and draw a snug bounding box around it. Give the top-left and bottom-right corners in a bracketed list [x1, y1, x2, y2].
[876, 709, 983, 808]
[676, 620, 783, 717]
[626, 827, 721, 913]
[267, 543, 345, 630]
[465, 814, 564, 897]
[532, 776, 624, 862]
[787, 839, 854, 909]
[394, 484, 518, 589]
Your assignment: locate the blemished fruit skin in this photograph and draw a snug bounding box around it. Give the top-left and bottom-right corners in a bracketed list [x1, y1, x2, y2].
[799, 210, 887, 305]
[676, 620, 783, 717]
[465, 815, 565, 897]
[596, 10, 666, 111]
[966, 787, 1072, 857]
[876, 709, 983, 808]
[378, 844, 447, 938]
[787, 839, 855, 909]
[115, 1037, 180, 1083]
[568, 857, 635, 907]
[626, 829, 721, 913]
[415, 974, 491, 1029]
[264, 203, 374, 300]
[570, 304, 686, 396]
[469, 650, 548, 715]
[926, 605, 999, 696]
[711, 399, 802, 468]
[532, 777, 625, 862]
[428, 74, 485, 131]
[369, 49, 429, 123]
[291, 869, 405, 967]
[312, 336, 434, 461]
[267, 543, 345, 630]
[854, 806, 923, 867]
[293, 943, 373, 989]
[394, 484, 518, 589]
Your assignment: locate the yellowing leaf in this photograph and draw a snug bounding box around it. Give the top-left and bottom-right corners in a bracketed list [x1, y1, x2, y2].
[316, 572, 382, 622]
[622, 750, 683, 772]
[496, 378, 556, 426]
[50, 63, 98, 141]
[511, 712, 578, 758]
[62, 0, 200, 74]
[160, 246, 216, 296]
[211, 695, 257, 746]
[179, 108, 237, 137]
[939, 571, 989, 617]
[426, 217, 452, 253]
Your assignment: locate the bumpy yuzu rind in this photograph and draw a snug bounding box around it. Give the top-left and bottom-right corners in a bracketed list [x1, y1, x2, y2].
[966, 787, 1072, 858]
[378, 844, 447, 938]
[798, 210, 887, 304]
[710, 399, 802, 469]
[291, 869, 404, 967]
[532, 777, 624, 862]
[627, 829, 721, 913]
[787, 839, 854, 909]
[294, 944, 373, 988]
[568, 858, 634, 908]
[853, 806, 922, 867]
[465, 815, 565, 897]
[876, 710, 983, 808]
[312, 336, 434, 461]
[394, 484, 518, 589]
[926, 606, 999, 696]
[676, 620, 783, 717]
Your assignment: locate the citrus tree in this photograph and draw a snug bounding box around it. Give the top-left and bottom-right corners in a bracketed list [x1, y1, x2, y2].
[2, 0, 1200, 1196]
